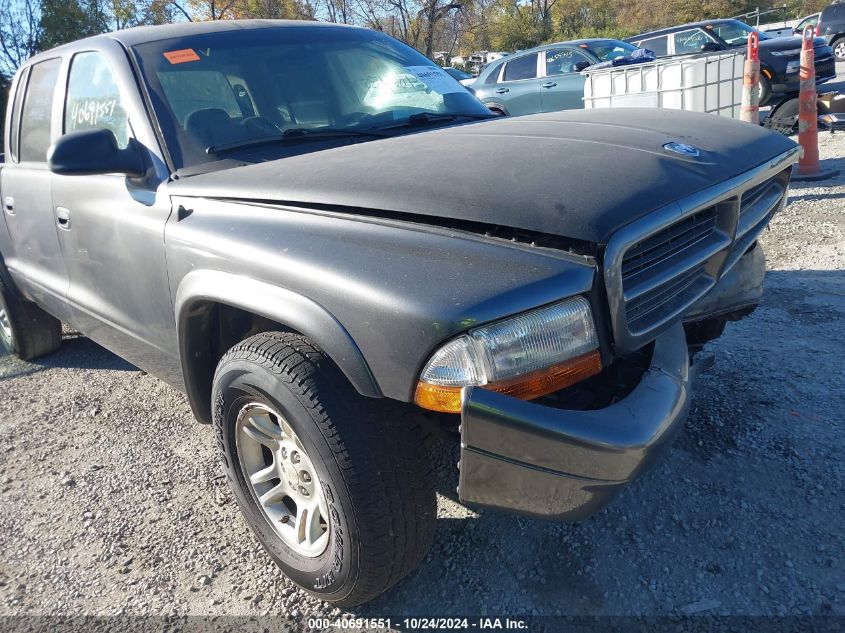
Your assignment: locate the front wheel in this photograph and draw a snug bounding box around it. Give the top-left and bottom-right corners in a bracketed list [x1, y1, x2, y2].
[212, 332, 436, 607]
[833, 37, 845, 62]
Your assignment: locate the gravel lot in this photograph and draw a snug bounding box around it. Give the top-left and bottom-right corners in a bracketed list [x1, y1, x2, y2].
[2, 71, 845, 624]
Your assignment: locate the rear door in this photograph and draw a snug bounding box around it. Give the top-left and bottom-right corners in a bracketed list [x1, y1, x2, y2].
[539, 47, 593, 112]
[0, 57, 73, 321]
[50, 42, 181, 383]
[496, 53, 542, 116]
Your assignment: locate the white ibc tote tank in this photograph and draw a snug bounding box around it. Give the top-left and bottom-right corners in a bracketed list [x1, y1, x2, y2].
[582, 50, 745, 118]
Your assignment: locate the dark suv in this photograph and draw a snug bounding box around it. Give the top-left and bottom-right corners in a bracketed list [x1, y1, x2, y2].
[627, 19, 836, 105]
[817, 2, 845, 60]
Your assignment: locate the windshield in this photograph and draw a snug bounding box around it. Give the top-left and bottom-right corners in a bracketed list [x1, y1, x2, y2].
[583, 40, 640, 62]
[708, 20, 771, 45]
[132, 26, 491, 169]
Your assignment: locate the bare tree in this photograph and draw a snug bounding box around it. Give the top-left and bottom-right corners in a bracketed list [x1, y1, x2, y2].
[323, 0, 350, 22]
[0, 0, 41, 76]
[421, 0, 462, 57]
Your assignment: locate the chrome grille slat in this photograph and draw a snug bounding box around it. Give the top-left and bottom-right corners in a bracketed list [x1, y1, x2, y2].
[738, 177, 785, 237]
[603, 147, 801, 354]
[740, 178, 776, 212]
[621, 209, 717, 279]
[626, 265, 706, 324]
[622, 231, 728, 302]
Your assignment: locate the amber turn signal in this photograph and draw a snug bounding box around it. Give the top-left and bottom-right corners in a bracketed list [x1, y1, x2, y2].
[414, 349, 602, 413]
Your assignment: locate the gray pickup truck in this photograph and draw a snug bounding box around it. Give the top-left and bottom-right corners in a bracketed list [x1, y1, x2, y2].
[0, 20, 798, 606]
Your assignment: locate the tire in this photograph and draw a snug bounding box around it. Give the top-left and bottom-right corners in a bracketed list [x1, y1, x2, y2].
[0, 280, 62, 361]
[764, 98, 799, 135]
[833, 37, 845, 62]
[759, 74, 772, 108]
[212, 332, 436, 607]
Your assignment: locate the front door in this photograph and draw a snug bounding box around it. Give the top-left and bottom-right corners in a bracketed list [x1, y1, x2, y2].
[1, 58, 73, 321]
[539, 48, 594, 112]
[50, 44, 182, 384]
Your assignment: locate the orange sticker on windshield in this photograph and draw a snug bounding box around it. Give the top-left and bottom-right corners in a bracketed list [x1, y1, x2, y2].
[164, 49, 201, 64]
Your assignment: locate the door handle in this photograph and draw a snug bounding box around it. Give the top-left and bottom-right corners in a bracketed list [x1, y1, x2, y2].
[56, 207, 71, 230]
[4, 197, 13, 215]
[494, 87, 509, 94]
[542, 82, 557, 88]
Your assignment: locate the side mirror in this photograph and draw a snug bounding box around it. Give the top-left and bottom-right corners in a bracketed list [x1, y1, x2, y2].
[48, 129, 146, 177]
[574, 60, 592, 72]
[700, 42, 723, 52]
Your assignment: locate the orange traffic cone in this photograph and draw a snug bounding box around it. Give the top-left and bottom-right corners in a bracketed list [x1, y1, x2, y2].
[793, 25, 838, 181]
[740, 31, 760, 124]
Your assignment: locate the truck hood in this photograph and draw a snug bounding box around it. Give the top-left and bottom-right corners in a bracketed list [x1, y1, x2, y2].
[169, 108, 797, 244]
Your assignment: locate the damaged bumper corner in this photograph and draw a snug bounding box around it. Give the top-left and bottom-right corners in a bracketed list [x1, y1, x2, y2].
[458, 322, 696, 521]
[684, 241, 766, 323]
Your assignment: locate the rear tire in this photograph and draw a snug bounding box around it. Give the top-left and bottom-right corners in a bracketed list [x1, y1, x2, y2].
[0, 281, 62, 361]
[212, 331, 436, 607]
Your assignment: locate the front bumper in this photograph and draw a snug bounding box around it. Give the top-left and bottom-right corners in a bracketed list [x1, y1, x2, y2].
[458, 322, 695, 521]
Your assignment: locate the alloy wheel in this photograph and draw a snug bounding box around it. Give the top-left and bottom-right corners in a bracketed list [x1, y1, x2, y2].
[235, 402, 330, 557]
[0, 305, 12, 347]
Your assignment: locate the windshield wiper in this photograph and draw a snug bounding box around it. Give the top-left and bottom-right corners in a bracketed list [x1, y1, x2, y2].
[374, 112, 495, 131]
[206, 127, 390, 154]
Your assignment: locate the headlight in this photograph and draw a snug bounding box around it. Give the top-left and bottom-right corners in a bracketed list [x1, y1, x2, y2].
[414, 296, 602, 413]
[770, 49, 801, 56]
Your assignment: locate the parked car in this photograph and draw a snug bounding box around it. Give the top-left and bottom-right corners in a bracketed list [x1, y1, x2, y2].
[626, 19, 836, 105]
[442, 66, 475, 86]
[0, 19, 799, 607]
[817, 3, 845, 60]
[472, 39, 641, 116]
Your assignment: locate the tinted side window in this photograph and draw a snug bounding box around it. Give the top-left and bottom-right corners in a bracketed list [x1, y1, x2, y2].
[19, 58, 60, 163]
[503, 53, 538, 81]
[65, 52, 130, 148]
[8, 67, 29, 162]
[639, 36, 668, 56]
[545, 48, 593, 75]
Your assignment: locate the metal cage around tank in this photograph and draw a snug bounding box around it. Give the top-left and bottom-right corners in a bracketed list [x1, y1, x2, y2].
[581, 50, 747, 118]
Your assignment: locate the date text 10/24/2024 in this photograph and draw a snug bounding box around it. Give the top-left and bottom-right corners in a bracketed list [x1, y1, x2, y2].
[308, 618, 530, 630]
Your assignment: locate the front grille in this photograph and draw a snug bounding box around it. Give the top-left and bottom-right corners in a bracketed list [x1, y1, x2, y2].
[604, 151, 799, 353]
[738, 175, 786, 237]
[617, 203, 728, 337]
[621, 208, 717, 281]
[740, 178, 776, 214]
[816, 56, 836, 80]
[625, 263, 709, 333]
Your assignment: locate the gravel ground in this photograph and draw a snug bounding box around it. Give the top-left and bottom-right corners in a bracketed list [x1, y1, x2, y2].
[2, 72, 845, 625]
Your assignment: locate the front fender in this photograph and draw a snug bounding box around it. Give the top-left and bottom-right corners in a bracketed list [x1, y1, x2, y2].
[175, 269, 381, 422]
